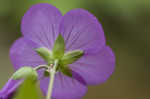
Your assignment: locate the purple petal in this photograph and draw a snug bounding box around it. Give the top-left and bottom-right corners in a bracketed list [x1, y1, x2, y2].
[10, 37, 45, 70]
[0, 78, 22, 99]
[21, 3, 62, 49]
[59, 9, 105, 53]
[70, 46, 115, 85]
[40, 72, 87, 99]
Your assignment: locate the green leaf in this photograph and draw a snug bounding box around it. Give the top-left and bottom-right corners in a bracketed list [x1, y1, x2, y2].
[14, 79, 43, 99]
[52, 34, 65, 59]
[35, 47, 53, 64]
[60, 65, 72, 77]
[61, 50, 84, 65]
[12, 67, 38, 81]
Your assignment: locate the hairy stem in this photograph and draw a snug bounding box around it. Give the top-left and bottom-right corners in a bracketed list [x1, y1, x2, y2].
[34, 65, 49, 71]
[46, 59, 59, 99]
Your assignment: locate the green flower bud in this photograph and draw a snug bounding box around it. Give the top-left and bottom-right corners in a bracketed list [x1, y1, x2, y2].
[12, 67, 38, 81]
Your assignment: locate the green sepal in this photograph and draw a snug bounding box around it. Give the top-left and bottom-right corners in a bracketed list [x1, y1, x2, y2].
[35, 47, 53, 64]
[60, 65, 72, 77]
[44, 70, 50, 77]
[12, 67, 38, 81]
[52, 34, 65, 59]
[61, 50, 84, 65]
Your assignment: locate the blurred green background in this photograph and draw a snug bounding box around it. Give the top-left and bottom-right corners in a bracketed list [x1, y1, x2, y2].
[0, 0, 150, 99]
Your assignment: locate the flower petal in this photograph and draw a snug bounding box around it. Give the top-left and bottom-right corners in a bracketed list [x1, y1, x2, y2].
[70, 46, 115, 85]
[21, 3, 62, 49]
[10, 37, 45, 70]
[0, 78, 22, 99]
[60, 9, 105, 53]
[40, 72, 87, 99]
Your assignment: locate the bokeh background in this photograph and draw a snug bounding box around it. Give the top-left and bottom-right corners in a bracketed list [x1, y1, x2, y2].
[0, 0, 150, 99]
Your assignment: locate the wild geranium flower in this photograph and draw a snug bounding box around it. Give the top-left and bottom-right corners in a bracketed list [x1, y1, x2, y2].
[0, 3, 115, 99]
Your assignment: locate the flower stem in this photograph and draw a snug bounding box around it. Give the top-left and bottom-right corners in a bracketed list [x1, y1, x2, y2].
[46, 59, 59, 99]
[34, 65, 49, 71]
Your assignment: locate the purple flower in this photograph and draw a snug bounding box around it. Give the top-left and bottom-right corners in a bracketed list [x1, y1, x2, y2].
[0, 78, 22, 99]
[0, 3, 115, 99]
